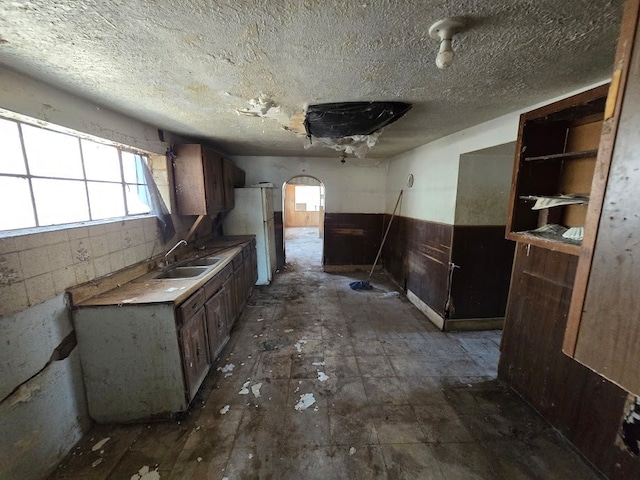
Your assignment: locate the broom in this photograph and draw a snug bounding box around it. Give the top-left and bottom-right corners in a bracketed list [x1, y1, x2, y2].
[350, 189, 403, 290]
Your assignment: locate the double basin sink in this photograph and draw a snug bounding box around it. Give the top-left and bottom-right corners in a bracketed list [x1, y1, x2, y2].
[154, 256, 222, 280]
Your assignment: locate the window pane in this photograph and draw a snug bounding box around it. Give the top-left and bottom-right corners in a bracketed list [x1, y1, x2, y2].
[0, 119, 27, 175]
[82, 139, 122, 182]
[32, 178, 89, 226]
[0, 176, 36, 230]
[122, 152, 146, 184]
[125, 183, 152, 215]
[294, 186, 321, 212]
[22, 125, 84, 179]
[87, 181, 126, 220]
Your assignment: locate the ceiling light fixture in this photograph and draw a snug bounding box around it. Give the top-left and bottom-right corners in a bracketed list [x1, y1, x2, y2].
[429, 17, 466, 69]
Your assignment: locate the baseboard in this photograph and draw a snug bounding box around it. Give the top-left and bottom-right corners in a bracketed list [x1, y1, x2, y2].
[444, 317, 504, 332]
[407, 290, 445, 330]
[323, 264, 383, 273]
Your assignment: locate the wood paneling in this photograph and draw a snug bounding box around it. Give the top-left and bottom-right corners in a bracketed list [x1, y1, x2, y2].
[565, 0, 640, 397]
[284, 184, 320, 227]
[383, 215, 452, 318]
[499, 243, 640, 478]
[449, 226, 515, 319]
[323, 213, 383, 266]
[273, 211, 285, 269]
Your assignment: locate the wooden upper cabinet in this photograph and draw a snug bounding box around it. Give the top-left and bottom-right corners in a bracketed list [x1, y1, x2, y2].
[172, 144, 244, 215]
[505, 84, 609, 256]
[222, 158, 235, 211]
[563, 0, 640, 396]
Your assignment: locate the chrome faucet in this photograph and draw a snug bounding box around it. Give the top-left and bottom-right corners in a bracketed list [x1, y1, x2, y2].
[163, 239, 187, 268]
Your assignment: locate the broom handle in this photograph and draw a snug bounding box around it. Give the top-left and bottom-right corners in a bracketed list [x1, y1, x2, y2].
[368, 189, 403, 280]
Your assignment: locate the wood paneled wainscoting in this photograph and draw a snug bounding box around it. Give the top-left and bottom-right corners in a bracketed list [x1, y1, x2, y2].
[323, 213, 384, 271]
[499, 244, 640, 478]
[382, 215, 514, 331]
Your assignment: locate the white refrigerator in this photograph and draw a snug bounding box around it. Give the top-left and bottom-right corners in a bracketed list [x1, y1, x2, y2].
[223, 186, 277, 285]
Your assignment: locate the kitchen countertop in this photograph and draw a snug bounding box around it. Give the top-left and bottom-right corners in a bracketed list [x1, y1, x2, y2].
[76, 236, 254, 308]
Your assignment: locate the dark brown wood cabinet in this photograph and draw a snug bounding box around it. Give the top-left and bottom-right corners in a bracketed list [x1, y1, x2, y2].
[179, 307, 209, 400]
[222, 158, 236, 211]
[205, 289, 226, 360]
[172, 144, 244, 215]
[500, 3, 640, 476]
[563, 0, 640, 396]
[506, 85, 609, 256]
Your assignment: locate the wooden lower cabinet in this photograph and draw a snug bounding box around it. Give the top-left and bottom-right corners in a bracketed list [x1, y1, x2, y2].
[223, 276, 237, 332]
[234, 261, 246, 315]
[179, 307, 210, 401]
[73, 242, 257, 423]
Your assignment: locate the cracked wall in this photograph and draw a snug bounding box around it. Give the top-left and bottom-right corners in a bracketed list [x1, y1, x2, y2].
[0, 70, 182, 480]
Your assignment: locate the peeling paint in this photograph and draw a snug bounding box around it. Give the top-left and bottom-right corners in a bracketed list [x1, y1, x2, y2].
[91, 437, 110, 452]
[217, 363, 234, 373]
[294, 392, 316, 411]
[0, 1, 622, 158]
[251, 382, 262, 398]
[0, 256, 19, 285]
[317, 371, 329, 382]
[7, 383, 41, 407]
[294, 339, 307, 353]
[130, 465, 160, 480]
[238, 380, 251, 395]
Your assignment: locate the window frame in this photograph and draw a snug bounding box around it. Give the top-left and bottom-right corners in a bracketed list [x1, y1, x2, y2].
[0, 115, 154, 233]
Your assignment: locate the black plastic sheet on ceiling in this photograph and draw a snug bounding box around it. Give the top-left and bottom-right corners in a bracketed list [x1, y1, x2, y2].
[304, 102, 412, 138]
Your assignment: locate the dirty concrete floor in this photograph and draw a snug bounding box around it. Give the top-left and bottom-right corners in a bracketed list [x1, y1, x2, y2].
[49, 227, 602, 479]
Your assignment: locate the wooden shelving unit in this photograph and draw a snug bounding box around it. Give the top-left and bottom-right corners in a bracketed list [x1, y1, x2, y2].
[505, 84, 609, 255]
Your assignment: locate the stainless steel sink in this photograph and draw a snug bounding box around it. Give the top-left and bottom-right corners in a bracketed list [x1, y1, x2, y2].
[154, 266, 209, 279]
[183, 257, 221, 267]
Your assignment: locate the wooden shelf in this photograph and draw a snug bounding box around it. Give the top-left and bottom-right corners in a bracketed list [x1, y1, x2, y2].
[506, 231, 581, 256]
[524, 149, 599, 162]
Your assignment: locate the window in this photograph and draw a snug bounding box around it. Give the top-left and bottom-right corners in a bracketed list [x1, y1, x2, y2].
[0, 117, 152, 232]
[294, 186, 322, 212]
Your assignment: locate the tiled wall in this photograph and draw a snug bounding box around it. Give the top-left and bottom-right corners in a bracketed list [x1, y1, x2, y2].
[0, 216, 164, 317]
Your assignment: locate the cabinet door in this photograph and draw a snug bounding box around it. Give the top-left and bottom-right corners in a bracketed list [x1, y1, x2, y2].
[222, 158, 235, 211]
[251, 243, 258, 285]
[173, 144, 207, 215]
[564, 0, 640, 396]
[223, 276, 237, 331]
[202, 147, 226, 212]
[205, 290, 228, 360]
[180, 307, 210, 401]
[234, 265, 245, 318]
[243, 250, 253, 297]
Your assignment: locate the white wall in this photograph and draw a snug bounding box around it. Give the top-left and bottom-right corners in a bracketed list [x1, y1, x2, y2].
[385, 82, 609, 223]
[0, 67, 167, 154]
[230, 156, 388, 214]
[0, 70, 180, 480]
[385, 113, 520, 224]
[455, 151, 515, 226]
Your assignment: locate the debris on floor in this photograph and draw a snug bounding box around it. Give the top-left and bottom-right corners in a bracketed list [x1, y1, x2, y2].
[294, 393, 316, 411]
[46, 227, 604, 480]
[91, 437, 110, 452]
[294, 339, 307, 353]
[251, 383, 263, 398]
[130, 465, 160, 480]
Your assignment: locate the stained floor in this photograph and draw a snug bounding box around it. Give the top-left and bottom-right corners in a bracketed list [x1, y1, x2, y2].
[49, 227, 602, 479]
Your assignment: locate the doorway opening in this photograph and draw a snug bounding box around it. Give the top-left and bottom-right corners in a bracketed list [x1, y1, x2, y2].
[282, 176, 325, 269]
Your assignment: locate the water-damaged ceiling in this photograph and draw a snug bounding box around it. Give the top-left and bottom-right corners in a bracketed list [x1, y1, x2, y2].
[0, 0, 623, 158]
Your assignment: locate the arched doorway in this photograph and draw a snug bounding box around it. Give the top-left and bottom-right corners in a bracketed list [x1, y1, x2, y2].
[282, 176, 325, 268]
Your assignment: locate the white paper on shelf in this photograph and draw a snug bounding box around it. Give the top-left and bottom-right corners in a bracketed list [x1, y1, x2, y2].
[520, 194, 589, 210]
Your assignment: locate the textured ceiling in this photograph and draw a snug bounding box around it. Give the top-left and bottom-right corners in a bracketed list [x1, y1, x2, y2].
[0, 0, 623, 158]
